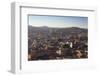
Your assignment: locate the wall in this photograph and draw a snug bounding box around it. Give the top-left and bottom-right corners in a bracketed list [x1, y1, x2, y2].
[0, 0, 100, 76]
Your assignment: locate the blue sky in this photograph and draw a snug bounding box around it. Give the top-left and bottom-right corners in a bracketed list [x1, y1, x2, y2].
[28, 15, 88, 28]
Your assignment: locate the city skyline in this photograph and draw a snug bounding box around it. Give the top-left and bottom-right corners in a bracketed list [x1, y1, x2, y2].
[28, 15, 88, 28]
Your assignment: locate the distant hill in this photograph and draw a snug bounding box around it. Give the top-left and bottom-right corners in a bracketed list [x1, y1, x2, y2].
[28, 25, 87, 35]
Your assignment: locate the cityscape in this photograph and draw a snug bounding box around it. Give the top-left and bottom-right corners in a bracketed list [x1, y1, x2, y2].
[28, 15, 88, 61]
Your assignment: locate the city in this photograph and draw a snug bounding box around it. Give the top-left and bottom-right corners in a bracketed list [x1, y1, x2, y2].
[28, 26, 88, 61]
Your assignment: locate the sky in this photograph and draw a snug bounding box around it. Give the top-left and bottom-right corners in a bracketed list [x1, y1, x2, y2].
[28, 15, 88, 28]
